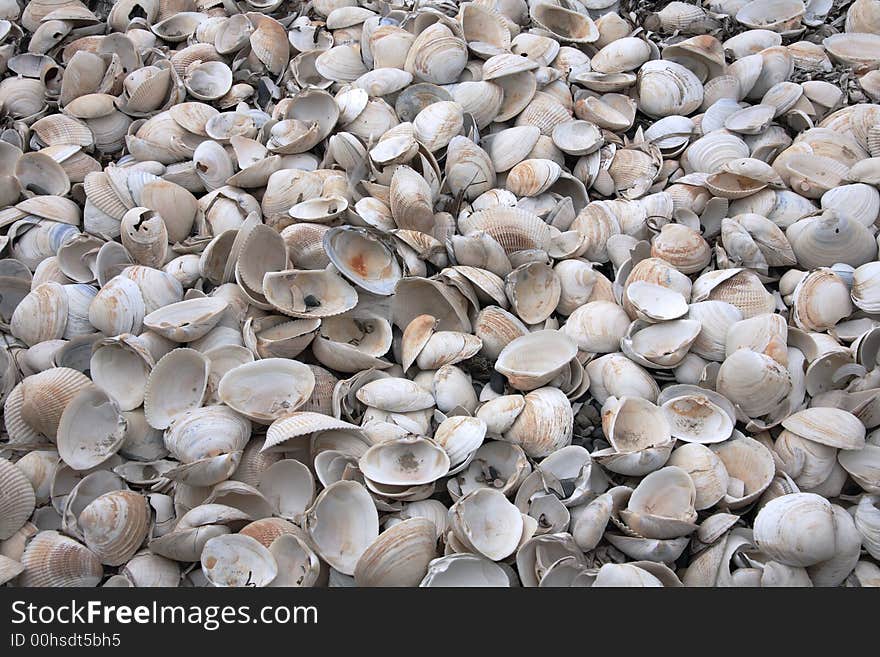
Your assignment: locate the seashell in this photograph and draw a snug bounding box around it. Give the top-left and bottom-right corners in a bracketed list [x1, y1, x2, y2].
[263, 269, 358, 319]
[618, 466, 697, 539]
[0, 458, 36, 540]
[503, 386, 573, 458]
[530, 3, 598, 43]
[781, 408, 866, 450]
[305, 481, 378, 575]
[11, 282, 69, 347]
[495, 330, 577, 391]
[360, 436, 450, 486]
[405, 23, 467, 85]
[420, 553, 510, 586]
[824, 33, 880, 70]
[787, 210, 876, 270]
[717, 349, 791, 418]
[754, 493, 839, 567]
[711, 434, 776, 508]
[143, 348, 209, 431]
[219, 359, 315, 424]
[143, 297, 228, 342]
[56, 386, 127, 471]
[667, 444, 729, 510]
[324, 226, 402, 296]
[791, 268, 852, 332]
[637, 60, 703, 119]
[650, 223, 711, 274]
[354, 517, 437, 587]
[201, 534, 277, 588]
[19, 530, 103, 587]
[450, 488, 523, 560]
[79, 490, 150, 566]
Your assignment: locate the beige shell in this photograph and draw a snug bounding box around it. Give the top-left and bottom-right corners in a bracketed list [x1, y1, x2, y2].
[360, 436, 450, 487]
[354, 517, 437, 587]
[263, 269, 358, 319]
[201, 534, 278, 587]
[79, 490, 150, 566]
[305, 480, 379, 575]
[503, 386, 573, 458]
[56, 386, 127, 471]
[19, 530, 103, 587]
[450, 488, 523, 561]
[495, 330, 577, 391]
[219, 358, 316, 424]
[144, 348, 210, 430]
[0, 458, 36, 540]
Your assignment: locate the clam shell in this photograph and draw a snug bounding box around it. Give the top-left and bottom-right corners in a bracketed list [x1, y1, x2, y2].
[79, 490, 150, 566]
[263, 269, 358, 319]
[56, 386, 127, 471]
[305, 481, 379, 576]
[201, 534, 278, 587]
[219, 359, 316, 424]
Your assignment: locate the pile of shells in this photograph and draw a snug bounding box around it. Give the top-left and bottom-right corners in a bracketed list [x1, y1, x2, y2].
[1, 0, 880, 589]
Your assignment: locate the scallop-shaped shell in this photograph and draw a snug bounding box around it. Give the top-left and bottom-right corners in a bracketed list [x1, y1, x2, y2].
[459, 207, 553, 255]
[691, 268, 775, 319]
[18, 367, 91, 440]
[0, 458, 36, 540]
[19, 530, 103, 587]
[305, 480, 379, 575]
[56, 386, 127, 471]
[219, 359, 315, 424]
[79, 490, 150, 566]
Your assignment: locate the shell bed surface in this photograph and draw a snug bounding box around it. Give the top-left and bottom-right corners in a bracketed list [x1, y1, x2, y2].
[3, 0, 880, 590]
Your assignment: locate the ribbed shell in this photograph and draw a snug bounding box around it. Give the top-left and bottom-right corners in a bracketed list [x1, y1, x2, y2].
[19, 367, 91, 439]
[0, 458, 36, 540]
[19, 531, 103, 587]
[459, 207, 552, 255]
[79, 490, 151, 566]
